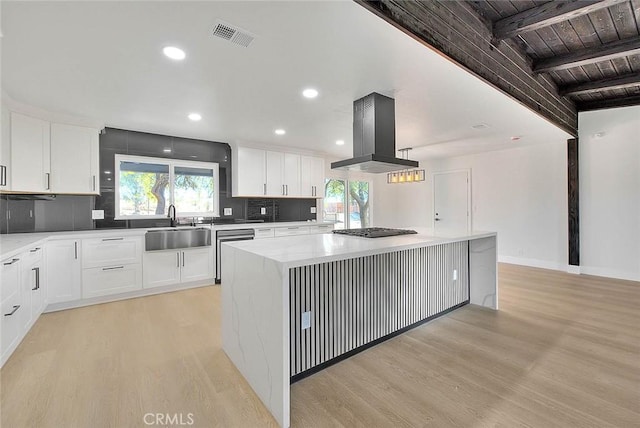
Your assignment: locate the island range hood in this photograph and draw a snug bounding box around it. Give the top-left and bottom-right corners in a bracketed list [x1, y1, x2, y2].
[331, 92, 419, 173]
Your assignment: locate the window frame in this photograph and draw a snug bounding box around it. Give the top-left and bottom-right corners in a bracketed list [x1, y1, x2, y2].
[323, 178, 372, 229]
[114, 154, 219, 220]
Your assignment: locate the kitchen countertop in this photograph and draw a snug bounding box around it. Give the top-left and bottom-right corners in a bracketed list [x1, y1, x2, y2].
[224, 228, 496, 268]
[0, 221, 337, 260]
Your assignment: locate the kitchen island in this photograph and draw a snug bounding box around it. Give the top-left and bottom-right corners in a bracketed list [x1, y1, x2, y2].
[221, 229, 497, 427]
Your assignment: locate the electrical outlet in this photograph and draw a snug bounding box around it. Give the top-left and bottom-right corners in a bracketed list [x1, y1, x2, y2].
[453, 269, 458, 281]
[260, 207, 266, 215]
[302, 311, 311, 330]
[223, 207, 232, 216]
[310, 207, 317, 214]
[91, 210, 105, 220]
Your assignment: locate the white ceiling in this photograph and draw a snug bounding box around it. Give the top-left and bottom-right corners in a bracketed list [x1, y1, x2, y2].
[1, 0, 571, 161]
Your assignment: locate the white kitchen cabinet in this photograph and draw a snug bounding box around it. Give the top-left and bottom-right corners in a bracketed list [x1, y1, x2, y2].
[181, 247, 214, 283]
[50, 123, 99, 194]
[300, 156, 325, 198]
[10, 112, 50, 193]
[274, 226, 310, 237]
[46, 239, 82, 304]
[254, 227, 275, 239]
[19, 246, 45, 332]
[308, 224, 334, 234]
[143, 246, 213, 289]
[283, 153, 301, 196]
[0, 104, 11, 190]
[234, 147, 266, 197]
[82, 236, 142, 269]
[82, 264, 142, 299]
[266, 151, 300, 197]
[143, 250, 181, 288]
[1, 256, 22, 366]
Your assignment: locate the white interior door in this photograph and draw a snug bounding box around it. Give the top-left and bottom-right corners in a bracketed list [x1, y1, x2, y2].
[433, 170, 470, 235]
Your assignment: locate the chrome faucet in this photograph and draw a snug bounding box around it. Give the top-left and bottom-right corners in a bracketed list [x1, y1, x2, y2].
[167, 204, 177, 227]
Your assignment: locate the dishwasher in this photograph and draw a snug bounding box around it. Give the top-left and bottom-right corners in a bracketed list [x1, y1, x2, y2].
[215, 228, 255, 284]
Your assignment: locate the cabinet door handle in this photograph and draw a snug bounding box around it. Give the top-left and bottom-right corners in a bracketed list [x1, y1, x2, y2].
[3, 258, 19, 266]
[102, 237, 124, 241]
[177, 252, 180, 268]
[93, 175, 96, 191]
[263, 183, 266, 195]
[30, 247, 41, 253]
[32, 267, 40, 290]
[102, 266, 124, 271]
[0, 165, 6, 186]
[287, 227, 299, 230]
[182, 252, 185, 267]
[4, 305, 20, 316]
[74, 242, 78, 259]
[45, 172, 50, 190]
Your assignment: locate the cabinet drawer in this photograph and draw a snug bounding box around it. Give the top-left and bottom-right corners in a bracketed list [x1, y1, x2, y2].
[82, 264, 142, 299]
[1, 257, 20, 304]
[82, 236, 142, 268]
[22, 245, 44, 264]
[254, 228, 275, 239]
[274, 226, 310, 237]
[309, 224, 334, 234]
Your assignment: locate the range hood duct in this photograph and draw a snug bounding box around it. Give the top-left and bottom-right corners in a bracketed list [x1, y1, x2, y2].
[331, 92, 419, 173]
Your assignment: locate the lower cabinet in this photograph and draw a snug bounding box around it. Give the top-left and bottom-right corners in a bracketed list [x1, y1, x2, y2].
[47, 239, 82, 304]
[82, 264, 143, 298]
[143, 246, 213, 289]
[19, 246, 44, 332]
[1, 256, 22, 366]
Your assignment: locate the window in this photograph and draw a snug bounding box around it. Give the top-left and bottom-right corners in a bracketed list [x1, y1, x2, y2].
[323, 178, 370, 229]
[115, 154, 219, 219]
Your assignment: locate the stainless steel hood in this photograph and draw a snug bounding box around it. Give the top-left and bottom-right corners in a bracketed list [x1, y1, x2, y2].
[331, 92, 418, 173]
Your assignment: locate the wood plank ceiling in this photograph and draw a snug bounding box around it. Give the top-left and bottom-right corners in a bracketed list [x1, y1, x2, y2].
[470, 0, 640, 111]
[357, 0, 640, 136]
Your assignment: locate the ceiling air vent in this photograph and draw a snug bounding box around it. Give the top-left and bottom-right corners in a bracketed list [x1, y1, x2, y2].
[212, 20, 255, 48]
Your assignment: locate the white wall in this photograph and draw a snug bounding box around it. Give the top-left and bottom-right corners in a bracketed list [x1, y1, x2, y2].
[579, 106, 640, 281]
[373, 141, 569, 271]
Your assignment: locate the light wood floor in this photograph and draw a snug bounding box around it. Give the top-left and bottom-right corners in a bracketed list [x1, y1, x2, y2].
[1, 264, 639, 427]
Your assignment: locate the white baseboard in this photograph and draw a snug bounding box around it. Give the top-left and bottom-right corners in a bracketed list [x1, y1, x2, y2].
[566, 265, 581, 275]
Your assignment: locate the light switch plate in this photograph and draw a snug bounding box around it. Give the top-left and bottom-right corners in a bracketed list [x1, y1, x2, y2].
[310, 207, 317, 214]
[260, 207, 267, 215]
[223, 207, 232, 216]
[302, 311, 311, 330]
[91, 210, 105, 220]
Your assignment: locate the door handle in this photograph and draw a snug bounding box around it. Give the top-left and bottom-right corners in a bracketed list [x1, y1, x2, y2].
[177, 252, 180, 268]
[102, 266, 124, 271]
[74, 241, 78, 259]
[3, 258, 19, 266]
[32, 267, 40, 290]
[93, 175, 96, 191]
[0, 165, 6, 186]
[45, 172, 50, 190]
[102, 237, 124, 241]
[4, 305, 20, 316]
[263, 183, 266, 195]
[182, 252, 185, 267]
[434, 218, 441, 221]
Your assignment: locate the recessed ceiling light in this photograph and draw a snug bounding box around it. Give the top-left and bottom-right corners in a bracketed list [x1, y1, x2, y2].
[163, 148, 172, 153]
[594, 132, 606, 138]
[510, 136, 522, 141]
[275, 129, 286, 135]
[336, 140, 345, 146]
[188, 113, 202, 121]
[163, 46, 186, 61]
[302, 88, 319, 99]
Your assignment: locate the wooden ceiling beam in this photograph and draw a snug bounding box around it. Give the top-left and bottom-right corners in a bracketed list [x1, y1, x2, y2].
[577, 95, 640, 111]
[494, 0, 629, 40]
[559, 72, 640, 96]
[534, 37, 640, 74]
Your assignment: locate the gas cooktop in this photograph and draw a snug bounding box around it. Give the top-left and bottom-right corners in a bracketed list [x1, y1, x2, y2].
[332, 227, 418, 238]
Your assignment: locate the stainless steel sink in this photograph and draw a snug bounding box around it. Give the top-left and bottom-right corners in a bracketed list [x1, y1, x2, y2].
[145, 227, 211, 251]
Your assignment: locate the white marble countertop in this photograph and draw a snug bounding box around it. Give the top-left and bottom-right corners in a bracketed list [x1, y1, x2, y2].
[211, 220, 334, 231]
[224, 228, 496, 268]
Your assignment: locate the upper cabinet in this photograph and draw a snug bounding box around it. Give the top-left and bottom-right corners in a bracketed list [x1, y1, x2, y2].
[233, 146, 323, 198]
[300, 156, 325, 198]
[10, 113, 50, 193]
[50, 123, 99, 194]
[2, 112, 100, 195]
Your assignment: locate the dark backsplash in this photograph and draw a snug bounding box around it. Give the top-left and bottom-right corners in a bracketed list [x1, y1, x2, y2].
[1, 128, 318, 234]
